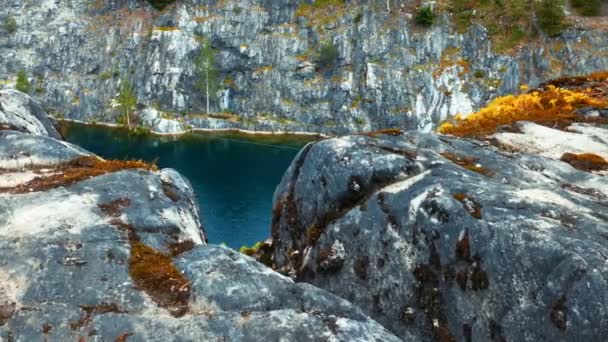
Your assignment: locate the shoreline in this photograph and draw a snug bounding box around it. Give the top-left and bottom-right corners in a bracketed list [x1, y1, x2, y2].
[57, 118, 331, 140]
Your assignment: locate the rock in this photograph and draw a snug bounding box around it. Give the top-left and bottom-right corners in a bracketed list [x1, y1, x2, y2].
[1, 2, 607, 134]
[269, 127, 608, 340]
[0, 90, 61, 139]
[0, 90, 401, 341]
[139, 108, 187, 135]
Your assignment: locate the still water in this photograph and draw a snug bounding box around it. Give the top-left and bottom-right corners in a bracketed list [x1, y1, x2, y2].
[61, 122, 312, 249]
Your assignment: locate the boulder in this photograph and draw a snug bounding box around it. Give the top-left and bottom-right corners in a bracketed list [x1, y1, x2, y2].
[269, 128, 608, 341]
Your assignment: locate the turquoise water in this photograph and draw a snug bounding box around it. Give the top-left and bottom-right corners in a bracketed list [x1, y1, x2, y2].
[61, 122, 310, 249]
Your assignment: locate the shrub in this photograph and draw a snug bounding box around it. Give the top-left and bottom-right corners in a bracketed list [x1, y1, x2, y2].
[16, 70, 30, 93]
[5, 16, 16, 34]
[146, 0, 174, 10]
[536, 0, 567, 37]
[415, 6, 435, 27]
[318, 42, 338, 69]
[571, 0, 602, 16]
[438, 79, 608, 137]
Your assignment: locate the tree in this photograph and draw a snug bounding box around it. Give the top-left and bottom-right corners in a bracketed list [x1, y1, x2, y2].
[146, 0, 175, 10]
[536, 0, 566, 37]
[318, 41, 338, 70]
[572, 0, 602, 16]
[117, 77, 137, 129]
[5, 17, 17, 34]
[415, 6, 435, 27]
[195, 37, 218, 115]
[16, 70, 30, 93]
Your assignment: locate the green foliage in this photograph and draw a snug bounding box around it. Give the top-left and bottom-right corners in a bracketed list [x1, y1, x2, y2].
[318, 41, 338, 69]
[16, 70, 30, 93]
[195, 37, 219, 114]
[99, 71, 113, 80]
[117, 77, 137, 126]
[536, 0, 567, 37]
[5, 16, 16, 34]
[415, 6, 435, 27]
[239, 242, 263, 255]
[146, 0, 174, 10]
[571, 0, 602, 16]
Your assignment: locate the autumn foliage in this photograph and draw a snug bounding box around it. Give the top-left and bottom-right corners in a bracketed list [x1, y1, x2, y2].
[439, 72, 608, 137]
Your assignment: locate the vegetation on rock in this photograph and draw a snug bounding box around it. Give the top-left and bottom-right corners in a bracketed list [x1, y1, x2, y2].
[415, 6, 435, 27]
[117, 77, 137, 128]
[439, 72, 608, 137]
[318, 41, 339, 70]
[572, 0, 603, 16]
[195, 36, 219, 115]
[146, 0, 174, 11]
[4, 16, 16, 34]
[536, 0, 567, 37]
[15, 70, 30, 93]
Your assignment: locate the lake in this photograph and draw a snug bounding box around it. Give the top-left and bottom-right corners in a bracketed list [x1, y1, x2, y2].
[61, 122, 313, 249]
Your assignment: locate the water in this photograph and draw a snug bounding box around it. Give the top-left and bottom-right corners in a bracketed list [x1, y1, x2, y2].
[61, 122, 312, 249]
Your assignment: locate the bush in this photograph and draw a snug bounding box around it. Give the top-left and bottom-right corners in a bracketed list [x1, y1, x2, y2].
[536, 0, 567, 37]
[146, 0, 174, 10]
[5, 17, 16, 34]
[16, 70, 30, 93]
[571, 0, 602, 16]
[415, 6, 435, 27]
[318, 42, 338, 69]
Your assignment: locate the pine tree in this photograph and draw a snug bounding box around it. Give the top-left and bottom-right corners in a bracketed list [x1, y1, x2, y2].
[536, 0, 566, 37]
[15, 70, 30, 93]
[117, 77, 137, 129]
[195, 37, 218, 115]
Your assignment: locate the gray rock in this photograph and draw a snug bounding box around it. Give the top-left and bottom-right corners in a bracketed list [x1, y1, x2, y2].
[0, 89, 401, 341]
[0, 90, 61, 139]
[269, 129, 608, 341]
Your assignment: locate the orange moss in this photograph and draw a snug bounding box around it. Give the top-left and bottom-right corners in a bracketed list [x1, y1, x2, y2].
[439, 73, 608, 138]
[129, 241, 190, 317]
[360, 128, 403, 137]
[306, 225, 323, 245]
[441, 152, 494, 177]
[6, 156, 157, 194]
[453, 193, 483, 219]
[560, 153, 608, 172]
[98, 198, 131, 217]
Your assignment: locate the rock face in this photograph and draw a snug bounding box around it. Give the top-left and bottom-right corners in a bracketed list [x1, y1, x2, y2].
[1, 0, 607, 134]
[0, 91, 401, 341]
[269, 125, 608, 339]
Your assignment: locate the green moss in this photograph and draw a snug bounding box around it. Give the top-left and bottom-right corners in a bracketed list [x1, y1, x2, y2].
[415, 6, 435, 27]
[147, 0, 174, 10]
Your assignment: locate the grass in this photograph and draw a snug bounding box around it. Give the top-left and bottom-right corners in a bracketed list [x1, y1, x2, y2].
[438, 71, 608, 138]
[4, 156, 157, 194]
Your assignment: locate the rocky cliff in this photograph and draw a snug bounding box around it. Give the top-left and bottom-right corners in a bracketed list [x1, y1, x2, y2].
[0, 90, 401, 341]
[266, 75, 608, 340]
[1, 0, 607, 134]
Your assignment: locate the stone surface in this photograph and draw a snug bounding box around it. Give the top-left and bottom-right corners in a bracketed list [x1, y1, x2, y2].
[1, 1, 607, 134]
[0, 91, 401, 341]
[269, 125, 608, 340]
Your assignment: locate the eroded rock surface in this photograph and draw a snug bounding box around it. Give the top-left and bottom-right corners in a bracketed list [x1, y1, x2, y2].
[269, 124, 608, 340]
[0, 91, 401, 341]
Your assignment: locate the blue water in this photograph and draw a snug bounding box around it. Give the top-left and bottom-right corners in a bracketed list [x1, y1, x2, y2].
[61, 122, 309, 249]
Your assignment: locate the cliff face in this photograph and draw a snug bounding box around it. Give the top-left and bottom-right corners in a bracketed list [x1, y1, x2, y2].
[0, 90, 401, 341]
[1, 0, 607, 134]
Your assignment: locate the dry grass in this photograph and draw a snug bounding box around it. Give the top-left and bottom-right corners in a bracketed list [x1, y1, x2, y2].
[5, 156, 157, 194]
[560, 153, 608, 172]
[439, 72, 608, 138]
[441, 152, 494, 177]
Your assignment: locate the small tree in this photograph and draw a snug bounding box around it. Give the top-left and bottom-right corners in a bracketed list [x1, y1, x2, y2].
[195, 37, 218, 115]
[318, 41, 338, 70]
[415, 6, 435, 27]
[5, 17, 17, 34]
[16, 70, 30, 93]
[117, 77, 137, 128]
[146, 0, 175, 10]
[536, 0, 567, 37]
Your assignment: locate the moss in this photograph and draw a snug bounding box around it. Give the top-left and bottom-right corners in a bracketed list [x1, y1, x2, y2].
[69, 303, 126, 330]
[453, 193, 483, 219]
[353, 256, 369, 281]
[550, 295, 568, 332]
[98, 198, 131, 217]
[306, 225, 323, 245]
[167, 239, 195, 257]
[128, 241, 190, 317]
[360, 128, 403, 137]
[442, 152, 494, 177]
[560, 153, 608, 172]
[5, 156, 157, 194]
